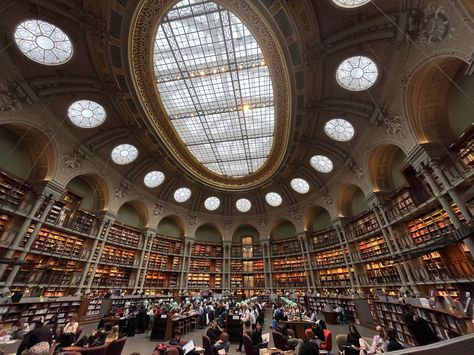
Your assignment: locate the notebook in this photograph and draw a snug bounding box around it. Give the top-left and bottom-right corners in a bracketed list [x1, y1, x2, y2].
[182, 340, 195, 355]
[262, 333, 270, 342]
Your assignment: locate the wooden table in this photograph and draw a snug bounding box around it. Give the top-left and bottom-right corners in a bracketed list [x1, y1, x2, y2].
[284, 319, 314, 340]
[258, 348, 293, 355]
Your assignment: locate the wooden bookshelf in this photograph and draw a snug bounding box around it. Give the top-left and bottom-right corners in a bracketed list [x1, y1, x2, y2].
[271, 239, 301, 256]
[152, 235, 182, 255]
[230, 275, 243, 289]
[391, 187, 416, 215]
[318, 267, 350, 287]
[108, 223, 141, 248]
[406, 206, 465, 245]
[90, 265, 132, 288]
[187, 273, 210, 289]
[191, 243, 223, 258]
[144, 271, 167, 288]
[306, 296, 364, 324]
[273, 256, 305, 271]
[100, 244, 136, 266]
[449, 123, 474, 168]
[351, 212, 379, 239]
[273, 271, 307, 288]
[358, 236, 389, 259]
[365, 260, 400, 284]
[231, 260, 242, 272]
[311, 228, 339, 250]
[0, 171, 30, 210]
[0, 298, 81, 326]
[373, 300, 472, 346]
[421, 251, 452, 281]
[314, 247, 346, 267]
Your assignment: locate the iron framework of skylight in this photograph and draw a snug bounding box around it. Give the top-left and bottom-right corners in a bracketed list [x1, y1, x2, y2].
[153, 0, 274, 178]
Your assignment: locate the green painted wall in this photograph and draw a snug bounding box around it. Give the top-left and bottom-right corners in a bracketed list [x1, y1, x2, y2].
[195, 226, 221, 242]
[66, 177, 95, 212]
[448, 71, 474, 136]
[311, 210, 331, 232]
[351, 189, 369, 216]
[271, 221, 296, 240]
[157, 217, 182, 237]
[117, 203, 141, 228]
[0, 126, 33, 179]
[391, 149, 406, 190]
[232, 227, 259, 243]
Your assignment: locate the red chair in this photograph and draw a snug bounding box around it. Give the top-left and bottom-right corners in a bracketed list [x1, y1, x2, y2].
[242, 333, 259, 355]
[105, 337, 127, 355]
[271, 331, 295, 351]
[202, 334, 217, 355]
[320, 329, 332, 353]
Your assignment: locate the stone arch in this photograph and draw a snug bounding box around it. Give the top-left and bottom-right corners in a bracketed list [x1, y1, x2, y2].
[270, 218, 297, 240]
[336, 184, 369, 217]
[117, 200, 149, 228]
[194, 223, 223, 243]
[0, 122, 56, 181]
[367, 143, 408, 193]
[304, 205, 332, 232]
[64, 173, 110, 212]
[232, 224, 260, 244]
[157, 214, 185, 238]
[406, 56, 467, 145]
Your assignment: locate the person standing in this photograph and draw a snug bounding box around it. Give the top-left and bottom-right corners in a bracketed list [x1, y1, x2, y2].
[404, 305, 438, 346]
[16, 320, 52, 355]
[236, 303, 251, 352]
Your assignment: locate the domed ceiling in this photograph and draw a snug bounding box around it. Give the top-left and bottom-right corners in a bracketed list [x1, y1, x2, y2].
[1, 0, 435, 216]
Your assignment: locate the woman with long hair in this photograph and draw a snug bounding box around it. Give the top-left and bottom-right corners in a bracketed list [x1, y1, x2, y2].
[345, 323, 362, 355]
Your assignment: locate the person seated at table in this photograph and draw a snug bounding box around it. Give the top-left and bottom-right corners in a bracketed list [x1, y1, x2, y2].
[275, 320, 303, 353]
[385, 328, 404, 352]
[105, 325, 119, 344]
[250, 322, 268, 350]
[57, 315, 79, 347]
[335, 305, 346, 324]
[10, 318, 30, 340]
[299, 341, 319, 355]
[344, 323, 362, 355]
[359, 325, 386, 354]
[0, 324, 10, 342]
[206, 320, 230, 354]
[16, 320, 52, 355]
[309, 322, 325, 346]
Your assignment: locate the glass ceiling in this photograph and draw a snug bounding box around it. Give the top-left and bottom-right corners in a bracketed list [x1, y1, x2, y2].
[153, 0, 274, 178]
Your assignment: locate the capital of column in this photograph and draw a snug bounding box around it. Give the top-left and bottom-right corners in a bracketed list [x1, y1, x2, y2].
[37, 180, 67, 200]
[97, 210, 117, 224]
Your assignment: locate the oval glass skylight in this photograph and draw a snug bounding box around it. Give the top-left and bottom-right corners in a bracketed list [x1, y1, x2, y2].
[324, 118, 355, 141]
[236, 198, 252, 212]
[68, 100, 106, 128]
[14, 19, 73, 65]
[174, 187, 192, 203]
[336, 55, 378, 91]
[265, 192, 282, 207]
[111, 144, 138, 165]
[332, 0, 372, 8]
[291, 178, 310, 194]
[144, 171, 165, 188]
[153, 0, 274, 178]
[310, 155, 334, 173]
[204, 197, 221, 211]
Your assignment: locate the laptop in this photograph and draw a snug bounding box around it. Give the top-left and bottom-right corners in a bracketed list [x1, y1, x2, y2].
[262, 333, 270, 343]
[181, 339, 195, 355]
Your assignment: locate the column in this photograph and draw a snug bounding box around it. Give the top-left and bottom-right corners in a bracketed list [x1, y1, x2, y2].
[133, 229, 154, 291]
[5, 194, 57, 287]
[297, 232, 315, 291]
[181, 237, 194, 291]
[333, 220, 356, 289]
[85, 213, 116, 290]
[139, 232, 155, 291]
[223, 241, 231, 293]
[261, 236, 272, 291]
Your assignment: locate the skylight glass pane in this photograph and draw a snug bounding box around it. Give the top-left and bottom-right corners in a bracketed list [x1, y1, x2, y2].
[236, 198, 252, 212]
[14, 19, 73, 65]
[324, 118, 355, 141]
[144, 171, 165, 188]
[291, 178, 310, 194]
[174, 187, 192, 203]
[265, 192, 282, 207]
[111, 144, 138, 165]
[332, 0, 372, 8]
[336, 55, 378, 91]
[153, 0, 275, 178]
[310, 155, 334, 173]
[204, 196, 220, 211]
[68, 100, 106, 128]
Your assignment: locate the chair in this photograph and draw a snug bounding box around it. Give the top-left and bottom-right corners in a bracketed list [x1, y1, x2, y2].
[75, 326, 83, 343]
[319, 329, 332, 353]
[243, 333, 259, 355]
[202, 334, 217, 355]
[76, 344, 109, 355]
[271, 331, 294, 351]
[63, 352, 82, 355]
[105, 337, 127, 355]
[335, 334, 347, 353]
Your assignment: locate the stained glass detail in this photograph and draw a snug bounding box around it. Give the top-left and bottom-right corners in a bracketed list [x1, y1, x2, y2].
[204, 196, 220, 211]
[265, 192, 282, 207]
[14, 19, 73, 65]
[310, 155, 334, 173]
[236, 198, 252, 212]
[174, 187, 192, 202]
[153, 0, 274, 177]
[144, 171, 165, 188]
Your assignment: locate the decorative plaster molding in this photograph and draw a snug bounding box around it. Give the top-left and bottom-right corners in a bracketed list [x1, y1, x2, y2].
[0, 82, 21, 112]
